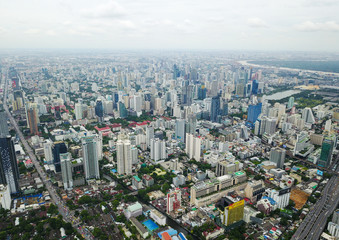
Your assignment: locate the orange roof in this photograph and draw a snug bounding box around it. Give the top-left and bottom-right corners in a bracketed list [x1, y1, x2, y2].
[161, 232, 172, 240]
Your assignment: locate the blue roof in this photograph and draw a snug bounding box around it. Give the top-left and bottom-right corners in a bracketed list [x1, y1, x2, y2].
[262, 196, 276, 205]
[157, 229, 178, 238]
[111, 169, 117, 173]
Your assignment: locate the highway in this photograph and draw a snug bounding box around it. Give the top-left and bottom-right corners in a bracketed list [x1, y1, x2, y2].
[2, 69, 93, 240]
[292, 154, 339, 240]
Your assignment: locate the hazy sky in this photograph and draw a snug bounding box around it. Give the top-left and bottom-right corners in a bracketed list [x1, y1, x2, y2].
[1, 0, 339, 51]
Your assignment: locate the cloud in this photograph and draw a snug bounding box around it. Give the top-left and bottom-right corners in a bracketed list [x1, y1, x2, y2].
[24, 29, 41, 34]
[46, 30, 57, 36]
[207, 17, 224, 23]
[247, 17, 268, 28]
[81, 1, 126, 19]
[0, 27, 6, 34]
[295, 21, 339, 32]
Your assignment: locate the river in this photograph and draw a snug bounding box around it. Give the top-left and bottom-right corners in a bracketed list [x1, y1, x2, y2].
[265, 90, 300, 100]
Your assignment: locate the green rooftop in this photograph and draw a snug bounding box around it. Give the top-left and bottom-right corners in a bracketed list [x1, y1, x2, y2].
[133, 175, 141, 182]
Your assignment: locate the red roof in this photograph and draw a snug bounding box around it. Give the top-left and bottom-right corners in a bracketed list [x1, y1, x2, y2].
[95, 126, 111, 132]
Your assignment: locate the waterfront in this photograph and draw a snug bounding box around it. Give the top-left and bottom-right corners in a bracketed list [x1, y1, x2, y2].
[265, 90, 301, 100]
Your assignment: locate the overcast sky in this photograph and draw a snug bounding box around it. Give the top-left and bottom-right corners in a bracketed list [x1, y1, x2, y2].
[1, 0, 339, 51]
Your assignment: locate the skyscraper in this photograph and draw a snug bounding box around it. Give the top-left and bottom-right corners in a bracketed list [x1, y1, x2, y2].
[75, 103, 83, 120]
[247, 103, 262, 125]
[185, 114, 197, 135]
[0, 136, 20, 194]
[116, 138, 132, 175]
[53, 142, 67, 172]
[175, 119, 185, 142]
[60, 153, 73, 190]
[0, 106, 9, 137]
[210, 96, 220, 123]
[82, 136, 100, 180]
[197, 85, 207, 100]
[287, 97, 294, 109]
[302, 107, 315, 124]
[27, 108, 39, 135]
[118, 102, 127, 118]
[318, 137, 335, 167]
[146, 126, 154, 148]
[270, 148, 286, 169]
[95, 99, 104, 122]
[251, 80, 259, 95]
[43, 140, 53, 164]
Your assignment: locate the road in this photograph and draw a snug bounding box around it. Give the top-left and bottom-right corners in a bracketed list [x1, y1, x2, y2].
[2, 69, 93, 240]
[292, 154, 339, 240]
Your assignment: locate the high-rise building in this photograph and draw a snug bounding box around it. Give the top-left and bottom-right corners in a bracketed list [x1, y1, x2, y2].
[251, 80, 259, 95]
[210, 96, 220, 122]
[118, 102, 128, 118]
[27, 108, 39, 135]
[146, 126, 154, 148]
[95, 99, 104, 122]
[60, 153, 73, 190]
[175, 119, 185, 142]
[0, 184, 11, 209]
[116, 138, 132, 175]
[287, 97, 294, 109]
[247, 103, 262, 125]
[318, 137, 335, 167]
[150, 138, 167, 163]
[75, 103, 83, 120]
[82, 136, 100, 180]
[267, 188, 291, 209]
[0, 136, 20, 194]
[302, 107, 315, 124]
[270, 148, 286, 169]
[197, 85, 207, 100]
[43, 140, 53, 164]
[53, 142, 67, 172]
[185, 133, 201, 161]
[185, 114, 197, 135]
[219, 199, 245, 226]
[0, 106, 9, 137]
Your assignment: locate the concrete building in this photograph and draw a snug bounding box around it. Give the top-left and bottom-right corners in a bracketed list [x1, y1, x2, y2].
[150, 138, 167, 163]
[270, 148, 286, 169]
[150, 209, 166, 226]
[116, 138, 132, 175]
[82, 136, 100, 180]
[0, 184, 11, 210]
[216, 160, 240, 176]
[167, 189, 181, 214]
[244, 180, 265, 203]
[219, 199, 245, 226]
[185, 133, 201, 161]
[60, 153, 73, 190]
[124, 202, 143, 219]
[43, 140, 53, 164]
[267, 188, 291, 209]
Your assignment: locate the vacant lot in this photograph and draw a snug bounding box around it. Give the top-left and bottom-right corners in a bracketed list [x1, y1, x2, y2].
[290, 188, 310, 210]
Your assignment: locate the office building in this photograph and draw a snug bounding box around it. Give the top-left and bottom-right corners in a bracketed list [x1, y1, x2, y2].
[175, 119, 185, 142]
[82, 136, 100, 180]
[247, 103, 262, 125]
[27, 108, 39, 135]
[95, 99, 104, 122]
[0, 136, 20, 194]
[287, 97, 294, 109]
[185, 133, 201, 161]
[116, 138, 132, 175]
[118, 102, 128, 118]
[270, 148, 286, 169]
[251, 80, 259, 95]
[244, 180, 265, 203]
[216, 161, 240, 176]
[210, 96, 220, 122]
[74, 103, 83, 120]
[0, 106, 9, 137]
[60, 153, 73, 190]
[219, 199, 245, 226]
[267, 188, 291, 209]
[146, 126, 154, 148]
[302, 107, 315, 124]
[43, 140, 53, 164]
[318, 137, 335, 168]
[53, 141, 67, 172]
